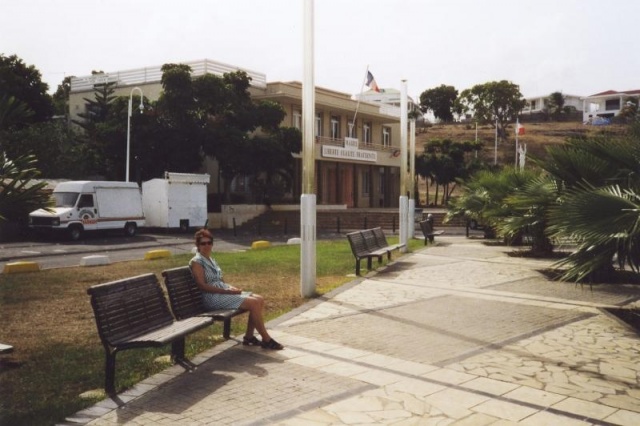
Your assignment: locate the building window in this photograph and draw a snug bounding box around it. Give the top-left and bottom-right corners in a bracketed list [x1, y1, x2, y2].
[330, 115, 340, 140]
[605, 99, 621, 110]
[363, 122, 372, 145]
[293, 109, 301, 130]
[347, 119, 356, 138]
[315, 113, 322, 137]
[362, 170, 370, 195]
[382, 127, 391, 147]
[231, 175, 249, 192]
[530, 100, 537, 110]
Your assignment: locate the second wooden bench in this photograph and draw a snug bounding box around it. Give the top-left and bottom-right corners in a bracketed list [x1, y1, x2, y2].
[346, 227, 406, 275]
[162, 266, 248, 339]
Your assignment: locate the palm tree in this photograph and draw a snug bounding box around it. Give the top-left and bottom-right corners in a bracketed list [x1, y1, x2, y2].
[446, 168, 539, 241]
[541, 124, 640, 281]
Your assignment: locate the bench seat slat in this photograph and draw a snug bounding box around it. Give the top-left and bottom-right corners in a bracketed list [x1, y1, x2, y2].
[112, 316, 213, 347]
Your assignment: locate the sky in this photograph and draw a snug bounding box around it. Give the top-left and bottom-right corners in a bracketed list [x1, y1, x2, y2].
[2, 0, 639, 100]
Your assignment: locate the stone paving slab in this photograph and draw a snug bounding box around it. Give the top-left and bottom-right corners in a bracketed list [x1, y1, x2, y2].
[86, 346, 373, 426]
[281, 295, 591, 366]
[489, 278, 640, 306]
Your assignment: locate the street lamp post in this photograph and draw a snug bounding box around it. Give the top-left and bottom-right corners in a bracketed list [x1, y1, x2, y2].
[126, 87, 144, 182]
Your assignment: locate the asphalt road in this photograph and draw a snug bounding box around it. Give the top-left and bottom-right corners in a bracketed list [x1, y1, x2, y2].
[0, 230, 261, 271]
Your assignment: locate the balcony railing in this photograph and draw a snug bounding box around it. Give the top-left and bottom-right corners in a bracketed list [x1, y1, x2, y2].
[314, 136, 394, 152]
[70, 59, 267, 92]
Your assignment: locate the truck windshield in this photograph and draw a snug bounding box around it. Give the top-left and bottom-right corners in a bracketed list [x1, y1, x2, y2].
[53, 192, 80, 207]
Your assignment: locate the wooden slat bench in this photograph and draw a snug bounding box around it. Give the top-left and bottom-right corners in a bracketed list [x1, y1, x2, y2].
[419, 220, 445, 245]
[87, 273, 213, 395]
[372, 227, 405, 253]
[346, 228, 405, 275]
[162, 266, 248, 339]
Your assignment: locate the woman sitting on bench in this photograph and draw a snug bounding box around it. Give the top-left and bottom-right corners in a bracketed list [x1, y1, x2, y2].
[189, 228, 284, 350]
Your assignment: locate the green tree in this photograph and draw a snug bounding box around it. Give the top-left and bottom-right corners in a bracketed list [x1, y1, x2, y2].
[418, 138, 483, 205]
[419, 84, 458, 122]
[52, 76, 72, 118]
[618, 97, 638, 123]
[457, 80, 526, 141]
[0, 95, 33, 131]
[546, 91, 565, 121]
[0, 152, 52, 224]
[1, 121, 86, 178]
[446, 167, 538, 241]
[0, 54, 53, 125]
[540, 126, 640, 281]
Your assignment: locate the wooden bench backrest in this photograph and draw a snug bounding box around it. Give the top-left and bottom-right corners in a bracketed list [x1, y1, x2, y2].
[162, 266, 206, 320]
[372, 227, 389, 247]
[420, 220, 433, 235]
[87, 273, 174, 346]
[362, 229, 382, 251]
[346, 231, 370, 257]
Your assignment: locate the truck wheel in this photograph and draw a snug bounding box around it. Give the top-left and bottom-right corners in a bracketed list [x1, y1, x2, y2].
[124, 222, 137, 237]
[69, 225, 83, 241]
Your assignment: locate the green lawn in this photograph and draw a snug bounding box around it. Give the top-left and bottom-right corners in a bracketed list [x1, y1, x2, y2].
[0, 237, 424, 425]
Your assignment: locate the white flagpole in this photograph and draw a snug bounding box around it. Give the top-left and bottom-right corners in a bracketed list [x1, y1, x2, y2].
[300, 0, 316, 297]
[515, 118, 519, 169]
[351, 66, 370, 137]
[494, 118, 498, 165]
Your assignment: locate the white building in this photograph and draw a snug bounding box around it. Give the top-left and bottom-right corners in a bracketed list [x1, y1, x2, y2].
[523, 93, 582, 115]
[581, 89, 640, 123]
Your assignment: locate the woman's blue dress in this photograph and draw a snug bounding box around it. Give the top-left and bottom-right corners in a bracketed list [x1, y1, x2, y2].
[189, 252, 249, 310]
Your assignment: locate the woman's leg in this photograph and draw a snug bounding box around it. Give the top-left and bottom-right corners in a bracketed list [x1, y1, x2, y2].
[240, 294, 269, 341]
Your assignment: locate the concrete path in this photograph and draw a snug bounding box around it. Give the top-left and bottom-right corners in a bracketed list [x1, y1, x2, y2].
[64, 236, 640, 425]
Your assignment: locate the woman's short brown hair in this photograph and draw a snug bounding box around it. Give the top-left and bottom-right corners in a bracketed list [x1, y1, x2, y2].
[194, 228, 213, 246]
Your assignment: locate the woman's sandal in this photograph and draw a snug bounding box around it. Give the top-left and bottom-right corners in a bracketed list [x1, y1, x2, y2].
[242, 335, 261, 346]
[261, 338, 284, 350]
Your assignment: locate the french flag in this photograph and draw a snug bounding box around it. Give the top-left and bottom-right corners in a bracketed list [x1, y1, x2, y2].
[366, 71, 380, 92]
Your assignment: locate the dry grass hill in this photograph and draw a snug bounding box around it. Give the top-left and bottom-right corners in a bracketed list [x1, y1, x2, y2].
[415, 120, 628, 164]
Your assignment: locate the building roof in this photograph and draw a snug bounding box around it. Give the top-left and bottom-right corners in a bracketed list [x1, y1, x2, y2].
[70, 59, 267, 92]
[588, 89, 640, 97]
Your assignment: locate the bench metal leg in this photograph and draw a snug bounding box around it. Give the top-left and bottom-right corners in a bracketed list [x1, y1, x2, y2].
[223, 319, 232, 339]
[366, 256, 373, 270]
[355, 259, 361, 276]
[105, 350, 116, 395]
[171, 338, 186, 361]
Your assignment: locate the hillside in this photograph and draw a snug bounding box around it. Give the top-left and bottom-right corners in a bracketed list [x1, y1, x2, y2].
[415, 121, 628, 164]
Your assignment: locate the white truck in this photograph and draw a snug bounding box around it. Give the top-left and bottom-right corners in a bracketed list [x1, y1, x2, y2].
[142, 172, 210, 231]
[29, 181, 145, 240]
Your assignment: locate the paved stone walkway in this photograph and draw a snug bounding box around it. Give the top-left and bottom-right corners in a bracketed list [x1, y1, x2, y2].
[64, 236, 640, 425]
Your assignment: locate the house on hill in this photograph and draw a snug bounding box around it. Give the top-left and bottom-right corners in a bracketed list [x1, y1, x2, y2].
[523, 93, 582, 115]
[582, 89, 640, 123]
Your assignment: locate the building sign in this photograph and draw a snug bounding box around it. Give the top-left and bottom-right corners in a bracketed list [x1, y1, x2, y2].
[322, 137, 377, 163]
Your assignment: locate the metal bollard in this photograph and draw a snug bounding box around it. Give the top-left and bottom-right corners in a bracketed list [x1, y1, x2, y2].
[364, 216, 368, 229]
[233, 217, 237, 237]
[337, 217, 341, 234]
[392, 215, 396, 233]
